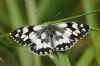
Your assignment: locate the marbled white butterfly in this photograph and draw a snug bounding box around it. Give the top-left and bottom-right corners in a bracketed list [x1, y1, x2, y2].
[10, 22, 90, 56]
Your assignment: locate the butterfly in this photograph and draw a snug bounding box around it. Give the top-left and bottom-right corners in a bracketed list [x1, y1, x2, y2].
[10, 22, 90, 56]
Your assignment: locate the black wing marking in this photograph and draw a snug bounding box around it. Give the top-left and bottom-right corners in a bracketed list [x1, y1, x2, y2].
[54, 22, 90, 51]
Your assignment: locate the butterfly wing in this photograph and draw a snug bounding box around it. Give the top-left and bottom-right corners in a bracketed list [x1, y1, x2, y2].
[10, 25, 53, 56]
[10, 25, 44, 46]
[29, 32, 53, 56]
[54, 22, 90, 51]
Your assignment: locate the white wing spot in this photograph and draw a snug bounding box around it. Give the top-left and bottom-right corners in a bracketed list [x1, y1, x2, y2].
[29, 32, 34, 37]
[57, 23, 67, 28]
[73, 31, 78, 36]
[72, 23, 78, 29]
[45, 52, 48, 55]
[65, 31, 72, 36]
[29, 34, 36, 40]
[61, 48, 64, 51]
[39, 52, 43, 56]
[49, 50, 52, 53]
[34, 39, 42, 49]
[75, 38, 78, 41]
[23, 27, 28, 34]
[23, 36, 28, 41]
[56, 31, 62, 36]
[47, 43, 52, 48]
[75, 30, 80, 33]
[82, 28, 86, 31]
[36, 43, 43, 50]
[66, 28, 72, 32]
[54, 40, 59, 47]
[15, 34, 19, 37]
[34, 39, 41, 44]
[59, 39, 63, 44]
[65, 46, 68, 49]
[33, 25, 43, 31]
[63, 35, 70, 43]
[43, 42, 48, 48]
[21, 35, 26, 38]
[62, 38, 67, 43]
[41, 33, 46, 39]
[80, 24, 84, 27]
[17, 29, 21, 33]
[56, 47, 59, 50]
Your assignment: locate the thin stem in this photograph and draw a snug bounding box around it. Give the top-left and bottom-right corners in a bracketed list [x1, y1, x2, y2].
[0, 28, 100, 39]
[49, 9, 100, 24]
[91, 28, 100, 32]
[0, 9, 100, 38]
[0, 32, 10, 38]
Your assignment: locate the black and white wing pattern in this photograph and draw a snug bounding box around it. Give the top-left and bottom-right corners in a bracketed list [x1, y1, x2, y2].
[10, 25, 53, 56]
[54, 22, 90, 51]
[10, 22, 90, 56]
[10, 25, 43, 46]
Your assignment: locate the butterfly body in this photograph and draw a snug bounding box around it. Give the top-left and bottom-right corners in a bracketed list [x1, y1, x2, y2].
[10, 22, 90, 56]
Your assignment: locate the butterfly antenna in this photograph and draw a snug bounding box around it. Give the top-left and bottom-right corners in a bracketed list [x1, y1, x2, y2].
[33, 12, 46, 20]
[54, 10, 63, 18]
[33, 10, 64, 23]
[50, 10, 64, 21]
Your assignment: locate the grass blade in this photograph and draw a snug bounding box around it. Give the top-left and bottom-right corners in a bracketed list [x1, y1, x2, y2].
[17, 47, 33, 66]
[0, 39, 15, 52]
[76, 46, 94, 66]
[57, 52, 71, 66]
[24, 0, 38, 25]
[90, 28, 100, 32]
[82, 0, 100, 65]
[24, 0, 41, 66]
[5, 0, 24, 28]
[0, 32, 10, 38]
[49, 54, 60, 66]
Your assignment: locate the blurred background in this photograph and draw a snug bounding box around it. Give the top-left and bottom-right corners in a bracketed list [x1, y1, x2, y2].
[0, 0, 100, 66]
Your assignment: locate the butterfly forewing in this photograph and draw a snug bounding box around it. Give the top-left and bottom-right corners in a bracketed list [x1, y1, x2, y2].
[10, 25, 43, 46]
[10, 22, 90, 56]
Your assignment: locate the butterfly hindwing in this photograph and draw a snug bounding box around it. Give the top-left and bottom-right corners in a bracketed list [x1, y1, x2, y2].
[29, 32, 53, 56]
[29, 43, 53, 56]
